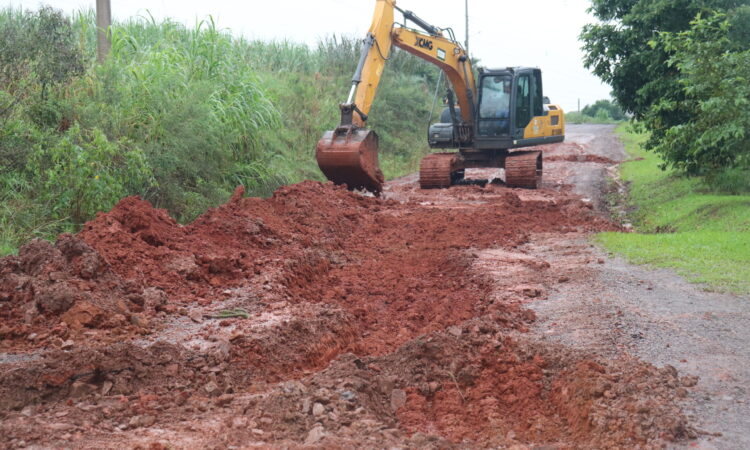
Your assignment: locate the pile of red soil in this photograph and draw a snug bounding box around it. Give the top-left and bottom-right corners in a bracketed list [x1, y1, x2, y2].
[1, 181, 614, 353]
[0, 235, 160, 347]
[0, 181, 692, 448]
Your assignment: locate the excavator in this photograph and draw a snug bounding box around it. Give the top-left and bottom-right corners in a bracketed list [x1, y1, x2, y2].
[316, 0, 565, 193]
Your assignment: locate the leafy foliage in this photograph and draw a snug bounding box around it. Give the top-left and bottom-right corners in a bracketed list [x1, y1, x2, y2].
[28, 124, 153, 224]
[650, 11, 750, 174]
[0, 7, 439, 254]
[581, 0, 750, 175]
[581, 0, 739, 118]
[0, 7, 85, 97]
[582, 99, 626, 121]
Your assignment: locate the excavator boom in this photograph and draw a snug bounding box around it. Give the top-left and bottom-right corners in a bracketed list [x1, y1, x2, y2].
[316, 0, 475, 193]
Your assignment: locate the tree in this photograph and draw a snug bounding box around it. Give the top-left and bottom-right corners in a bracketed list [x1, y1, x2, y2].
[582, 99, 626, 121]
[0, 7, 85, 98]
[581, 0, 750, 172]
[650, 10, 750, 174]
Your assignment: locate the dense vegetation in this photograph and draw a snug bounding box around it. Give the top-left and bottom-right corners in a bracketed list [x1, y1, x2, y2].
[0, 7, 442, 254]
[598, 125, 750, 294]
[581, 0, 750, 181]
[565, 99, 626, 124]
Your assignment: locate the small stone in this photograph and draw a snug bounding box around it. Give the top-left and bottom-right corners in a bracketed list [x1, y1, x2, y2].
[390, 389, 407, 412]
[558, 276, 570, 283]
[447, 326, 462, 337]
[130, 314, 149, 328]
[216, 394, 234, 406]
[340, 390, 357, 402]
[301, 398, 311, 414]
[69, 381, 97, 398]
[27, 333, 38, 341]
[61, 339, 74, 350]
[49, 422, 75, 432]
[101, 381, 113, 396]
[231, 416, 248, 429]
[603, 390, 617, 399]
[251, 428, 264, 435]
[188, 310, 203, 323]
[204, 381, 221, 397]
[681, 375, 699, 387]
[305, 426, 325, 445]
[140, 415, 156, 427]
[312, 402, 325, 416]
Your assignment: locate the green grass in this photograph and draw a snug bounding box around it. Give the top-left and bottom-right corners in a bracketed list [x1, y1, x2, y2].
[597, 123, 750, 294]
[0, 7, 440, 255]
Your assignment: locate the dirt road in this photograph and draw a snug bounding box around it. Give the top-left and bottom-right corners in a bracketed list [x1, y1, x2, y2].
[0, 125, 745, 448]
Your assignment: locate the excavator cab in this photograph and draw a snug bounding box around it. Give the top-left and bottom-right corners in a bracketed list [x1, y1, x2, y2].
[430, 68, 560, 151]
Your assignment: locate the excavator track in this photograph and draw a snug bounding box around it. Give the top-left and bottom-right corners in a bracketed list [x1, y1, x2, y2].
[419, 153, 465, 189]
[505, 150, 543, 189]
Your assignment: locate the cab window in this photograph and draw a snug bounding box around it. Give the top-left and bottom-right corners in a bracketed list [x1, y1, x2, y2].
[477, 75, 512, 137]
[515, 74, 531, 130]
[479, 76, 511, 119]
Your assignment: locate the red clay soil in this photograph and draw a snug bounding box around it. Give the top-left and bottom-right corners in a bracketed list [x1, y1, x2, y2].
[0, 181, 694, 448]
[545, 154, 619, 164]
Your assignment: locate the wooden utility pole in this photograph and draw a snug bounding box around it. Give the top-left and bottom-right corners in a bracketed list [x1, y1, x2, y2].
[96, 0, 112, 63]
[464, 0, 469, 52]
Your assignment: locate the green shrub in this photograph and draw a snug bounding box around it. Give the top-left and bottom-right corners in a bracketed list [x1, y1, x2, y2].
[705, 167, 750, 194]
[651, 12, 750, 175]
[28, 124, 153, 224]
[0, 6, 85, 96]
[0, 6, 440, 254]
[582, 99, 626, 121]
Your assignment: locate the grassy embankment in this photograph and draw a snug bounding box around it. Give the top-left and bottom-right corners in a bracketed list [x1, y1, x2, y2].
[597, 124, 750, 294]
[0, 8, 442, 254]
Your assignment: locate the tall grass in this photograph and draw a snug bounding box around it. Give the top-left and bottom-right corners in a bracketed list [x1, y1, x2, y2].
[0, 7, 440, 254]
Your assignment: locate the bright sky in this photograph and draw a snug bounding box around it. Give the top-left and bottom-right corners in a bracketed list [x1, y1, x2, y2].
[2, 0, 611, 112]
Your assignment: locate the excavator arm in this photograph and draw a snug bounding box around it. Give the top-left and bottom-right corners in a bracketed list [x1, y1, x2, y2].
[316, 0, 476, 193]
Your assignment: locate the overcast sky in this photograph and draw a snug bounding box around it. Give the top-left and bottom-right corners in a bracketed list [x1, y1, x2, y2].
[2, 0, 611, 112]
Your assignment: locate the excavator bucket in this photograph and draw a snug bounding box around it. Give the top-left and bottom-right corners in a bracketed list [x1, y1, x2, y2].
[316, 126, 384, 194]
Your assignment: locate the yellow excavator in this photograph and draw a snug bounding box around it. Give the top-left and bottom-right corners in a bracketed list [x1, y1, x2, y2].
[316, 0, 565, 193]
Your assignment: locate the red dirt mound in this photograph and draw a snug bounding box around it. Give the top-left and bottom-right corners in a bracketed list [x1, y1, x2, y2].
[0, 235, 158, 348]
[0, 180, 693, 448]
[77, 183, 375, 303]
